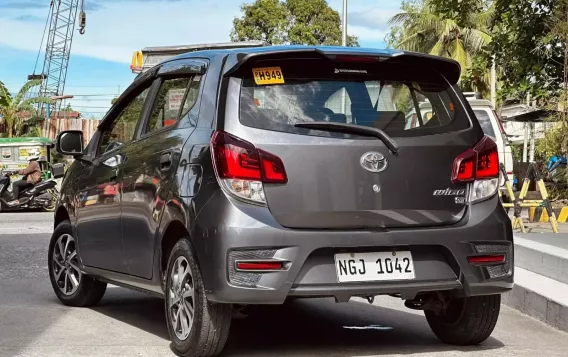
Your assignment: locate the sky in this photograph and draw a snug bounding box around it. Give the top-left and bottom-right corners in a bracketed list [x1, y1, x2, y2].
[0, 0, 401, 118]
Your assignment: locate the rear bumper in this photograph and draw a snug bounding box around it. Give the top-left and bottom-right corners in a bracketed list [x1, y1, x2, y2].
[191, 191, 514, 305]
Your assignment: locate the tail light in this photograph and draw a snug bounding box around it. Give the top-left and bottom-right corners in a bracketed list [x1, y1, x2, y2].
[211, 131, 287, 204]
[452, 136, 499, 203]
[493, 110, 506, 135]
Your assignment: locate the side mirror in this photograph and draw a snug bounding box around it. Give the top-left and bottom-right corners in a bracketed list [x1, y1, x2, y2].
[56, 130, 84, 157]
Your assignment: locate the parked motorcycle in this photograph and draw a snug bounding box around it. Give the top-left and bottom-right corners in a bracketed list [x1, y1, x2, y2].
[0, 171, 59, 212]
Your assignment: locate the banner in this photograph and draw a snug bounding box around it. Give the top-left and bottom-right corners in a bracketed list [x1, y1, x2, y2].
[18, 146, 46, 162]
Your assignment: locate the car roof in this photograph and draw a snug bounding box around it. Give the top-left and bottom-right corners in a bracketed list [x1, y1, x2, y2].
[418, 98, 494, 110]
[467, 99, 493, 108]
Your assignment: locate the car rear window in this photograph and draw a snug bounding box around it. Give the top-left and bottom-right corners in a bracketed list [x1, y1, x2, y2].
[473, 109, 496, 139]
[237, 58, 470, 138]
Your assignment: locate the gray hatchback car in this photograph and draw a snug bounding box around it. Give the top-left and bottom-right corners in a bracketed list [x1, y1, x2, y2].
[50, 45, 513, 357]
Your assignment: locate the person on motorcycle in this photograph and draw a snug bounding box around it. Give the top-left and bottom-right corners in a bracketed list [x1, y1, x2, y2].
[9, 155, 42, 204]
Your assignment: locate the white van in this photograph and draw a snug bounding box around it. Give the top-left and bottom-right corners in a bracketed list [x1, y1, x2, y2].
[464, 94, 514, 185]
[405, 93, 514, 185]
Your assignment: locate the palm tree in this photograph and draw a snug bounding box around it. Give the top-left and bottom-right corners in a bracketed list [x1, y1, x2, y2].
[0, 79, 53, 138]
[389, 4, 493, 79]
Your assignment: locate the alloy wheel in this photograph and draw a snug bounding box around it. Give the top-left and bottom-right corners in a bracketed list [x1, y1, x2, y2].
[52, 234, 82, 295]
[168, 256, 196, 340]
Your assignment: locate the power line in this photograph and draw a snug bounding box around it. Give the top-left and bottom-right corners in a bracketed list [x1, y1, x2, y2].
[2, 82, 129, 89]
[32, 2, 54, 75]
[66, 105, 110, 109]
[70, 94, 119, 97]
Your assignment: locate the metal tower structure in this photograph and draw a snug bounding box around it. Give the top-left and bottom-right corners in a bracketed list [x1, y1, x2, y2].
[35, 0, 85, 113]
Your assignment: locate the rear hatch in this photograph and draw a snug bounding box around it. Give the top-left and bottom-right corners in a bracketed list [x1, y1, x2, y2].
[221, 51, 484, 229]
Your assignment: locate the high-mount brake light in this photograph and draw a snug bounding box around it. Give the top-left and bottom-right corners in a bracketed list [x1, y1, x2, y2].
[334, 55, 378, 63]
[452, 136, 500, 203]
[211, 131, 288, 204]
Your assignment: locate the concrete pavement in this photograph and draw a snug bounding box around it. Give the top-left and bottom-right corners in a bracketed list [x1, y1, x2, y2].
[2, 212, 568, 356]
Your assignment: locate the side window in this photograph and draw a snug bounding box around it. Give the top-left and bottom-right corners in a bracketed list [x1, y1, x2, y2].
[145, 75, 201, 135]
[99, 87, 150, 155]
[180, 75, 202, 117]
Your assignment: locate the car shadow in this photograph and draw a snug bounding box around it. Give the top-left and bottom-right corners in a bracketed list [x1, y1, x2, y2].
[89, 290, 504, 356]
[89, 287, 170, 340]
[222, 298, 504, 356]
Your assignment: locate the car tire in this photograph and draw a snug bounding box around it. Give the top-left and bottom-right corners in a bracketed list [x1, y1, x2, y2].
[48, 220, 107, 307]
[425, 294, 501, 345]
[165, 238, 232, 357]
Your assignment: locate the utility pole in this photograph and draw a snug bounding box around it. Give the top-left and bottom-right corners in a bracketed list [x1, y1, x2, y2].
[341, 0, 347, 46]
[522, 93, 531, 162]
[490, 55, 496, 108]
[340, 0, 348, 118]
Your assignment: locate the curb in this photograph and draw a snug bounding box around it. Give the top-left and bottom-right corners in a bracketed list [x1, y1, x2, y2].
[503, 281, 568, 332]
[514, 237, 568, 284]
[503, 267, 568, 333]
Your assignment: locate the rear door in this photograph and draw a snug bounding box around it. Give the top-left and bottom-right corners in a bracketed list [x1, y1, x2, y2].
[120, 60, 205, 279]
[223, 55, 483, 229]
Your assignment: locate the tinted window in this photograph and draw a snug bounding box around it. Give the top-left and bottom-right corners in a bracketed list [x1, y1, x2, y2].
[146, 77, 192, 134]
[100, 87, 150, 155]
[238, 59, 468, 138]
[473, 110, 496, 139]
[181, 75, 202, 117]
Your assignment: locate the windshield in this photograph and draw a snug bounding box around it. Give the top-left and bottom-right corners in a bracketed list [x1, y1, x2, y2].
[238, 59, 469, 138]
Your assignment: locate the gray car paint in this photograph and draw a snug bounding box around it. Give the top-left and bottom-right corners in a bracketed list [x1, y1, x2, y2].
[53, 46, 513, 305]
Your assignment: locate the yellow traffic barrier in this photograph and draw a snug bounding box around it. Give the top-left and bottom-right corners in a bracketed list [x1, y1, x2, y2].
[499, 162, 559, 233]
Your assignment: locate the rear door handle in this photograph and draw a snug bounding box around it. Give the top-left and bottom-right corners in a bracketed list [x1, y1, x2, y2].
[160, 152, 172, 172]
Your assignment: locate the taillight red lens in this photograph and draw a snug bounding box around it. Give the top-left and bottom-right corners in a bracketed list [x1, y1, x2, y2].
[452, 136, 499, 183]
[493, 110, 506, 135]
[211, 131, 288, 184]
[453, 149, 476, 182]
[259, 150, 288, 183]
[211, 131, 261, 180]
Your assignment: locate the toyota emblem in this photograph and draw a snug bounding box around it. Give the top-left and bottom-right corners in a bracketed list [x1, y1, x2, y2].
[360, 152, 388, 173]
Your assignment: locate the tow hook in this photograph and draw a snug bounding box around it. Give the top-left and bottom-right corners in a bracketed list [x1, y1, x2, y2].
[404, 294, 446, 314]
[366, 296, 375, 304]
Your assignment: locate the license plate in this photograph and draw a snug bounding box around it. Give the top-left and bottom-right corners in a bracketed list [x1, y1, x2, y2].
[252, 66, 285, 85]
[334, 251, 415, 283]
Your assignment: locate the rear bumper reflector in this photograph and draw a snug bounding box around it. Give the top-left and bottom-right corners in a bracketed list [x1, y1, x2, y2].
[467, 254, 505, 264]
[236, 261, 285, 271]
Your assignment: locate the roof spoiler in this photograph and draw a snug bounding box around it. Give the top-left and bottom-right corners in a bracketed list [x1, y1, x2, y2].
[223, 47, 461, 84]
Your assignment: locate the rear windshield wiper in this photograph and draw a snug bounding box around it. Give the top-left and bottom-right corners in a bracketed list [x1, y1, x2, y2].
[294, 122, 399, 155]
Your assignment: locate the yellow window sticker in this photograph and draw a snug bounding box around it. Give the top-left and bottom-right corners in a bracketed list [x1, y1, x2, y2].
[252, 67, 285, 85]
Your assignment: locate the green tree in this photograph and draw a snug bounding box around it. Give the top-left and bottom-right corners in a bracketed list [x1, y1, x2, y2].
[385, 0, 424, 48]
[0, 80, 53, 138]
[389, 1, 492, 78]
[230, 0, 359, 46]
[489, 0, 565, 104]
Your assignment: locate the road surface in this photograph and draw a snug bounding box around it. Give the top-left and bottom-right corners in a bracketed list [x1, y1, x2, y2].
[1, 212, 568, 356]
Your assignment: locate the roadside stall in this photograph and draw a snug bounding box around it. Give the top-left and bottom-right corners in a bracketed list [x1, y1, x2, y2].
[0, 137, 56, 183]
[129, 41, 266, 75]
